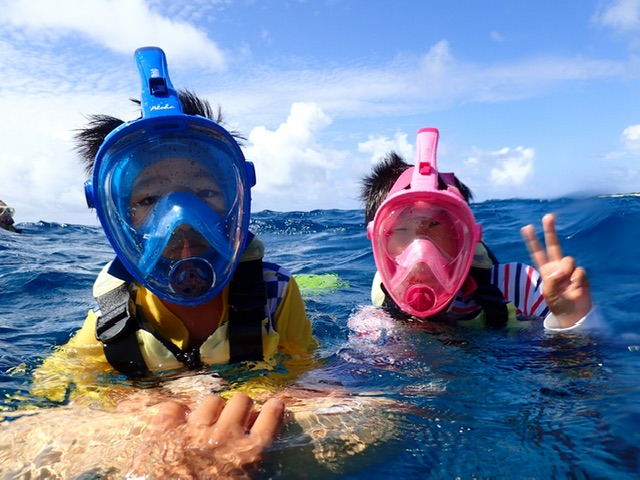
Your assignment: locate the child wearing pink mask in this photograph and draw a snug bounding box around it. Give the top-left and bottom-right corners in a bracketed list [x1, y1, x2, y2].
[362, 128, 596, 331]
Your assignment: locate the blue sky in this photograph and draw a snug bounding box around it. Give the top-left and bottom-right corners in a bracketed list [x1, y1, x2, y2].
[1, 0, 640, 225]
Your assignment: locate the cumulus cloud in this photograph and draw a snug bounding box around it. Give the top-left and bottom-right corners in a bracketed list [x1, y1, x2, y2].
[593, 0, 640, 31]
[617, 123, 640, 156]
[453, 145, 537, 200]
[622, 124, 640, 140]
[2, 0, 639, 221]
[0, 0, 225, 69]
[354, 133, 538, 200]
[357, 132, 414, 164]
[244, 102, 353, 211]
[0, 92, 97, 225]
[489, 147, 535, 185]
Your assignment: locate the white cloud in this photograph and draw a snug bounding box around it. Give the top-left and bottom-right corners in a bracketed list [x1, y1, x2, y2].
[596, 124, 640, 163]
[0, 0, 225, 69]
[622, 123, 640, 145]
[489, 147, 535, 185]
[0, 92, 99, 225]
[622, 124, 640, 140]
[419, 40, 455, 78]
[452, 145, 538, 201]
[357, 132, 414, 164]
[593, 0, 640, 31]
[198, 36, 632, 130]
[245, 102, 354, 211]
[616, 123, 640, 155]
[1, 2, 639, 221]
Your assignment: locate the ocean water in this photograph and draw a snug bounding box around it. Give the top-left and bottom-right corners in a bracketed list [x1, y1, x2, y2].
[1, 197, 639, 478]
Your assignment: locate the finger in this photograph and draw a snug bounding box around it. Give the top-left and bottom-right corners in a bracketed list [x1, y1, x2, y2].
[150, 401, 190, 429]
[543, 255, 574, 281]
[520, 224, 547, 268]
[561, 260, 588, 291]
[542, 214, 563, 262]
[187, 395, 226, 427]
[215, 393, 255, 432]
[570, 266, 589, 288]
[249, 398, 285, 446]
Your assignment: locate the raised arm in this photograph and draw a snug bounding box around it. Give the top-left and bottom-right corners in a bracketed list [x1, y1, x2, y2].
[520, 213, 592, 328]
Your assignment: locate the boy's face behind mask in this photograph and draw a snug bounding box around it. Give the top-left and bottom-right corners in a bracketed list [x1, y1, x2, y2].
[130, 157, 227, 261]
[95, 129, 250, 307]
[85, 47, 255, 307]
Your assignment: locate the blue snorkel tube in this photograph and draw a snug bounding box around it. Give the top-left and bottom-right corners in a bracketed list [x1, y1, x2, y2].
[136, 46, 182, 117]
[85, 46, 255, 306]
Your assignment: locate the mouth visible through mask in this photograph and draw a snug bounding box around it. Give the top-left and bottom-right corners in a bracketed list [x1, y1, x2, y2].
[164, 227, 212, 260]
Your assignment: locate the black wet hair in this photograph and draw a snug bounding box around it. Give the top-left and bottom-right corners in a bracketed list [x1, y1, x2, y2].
[74, 89, 245, 176]
[360, 150, 473, 224]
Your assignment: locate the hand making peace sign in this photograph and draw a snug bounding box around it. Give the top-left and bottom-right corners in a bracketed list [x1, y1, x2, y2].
[521, 214, 592, 328]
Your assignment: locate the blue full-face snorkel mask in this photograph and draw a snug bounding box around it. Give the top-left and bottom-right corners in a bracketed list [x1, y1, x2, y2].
[84, 46, 256, 306]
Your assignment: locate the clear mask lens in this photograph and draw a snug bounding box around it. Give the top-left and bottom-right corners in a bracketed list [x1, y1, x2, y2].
[94, 124, 250, 305]
[372, 200, 479, 318]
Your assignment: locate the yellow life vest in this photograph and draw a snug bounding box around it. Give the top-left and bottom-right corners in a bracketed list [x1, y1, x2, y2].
[93, 235, 276, 377]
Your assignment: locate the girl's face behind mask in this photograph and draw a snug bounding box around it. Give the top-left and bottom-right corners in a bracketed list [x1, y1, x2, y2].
[374, 203, 475, 318]
[386, 210, 458, 258]
[367, 127, 482, 318]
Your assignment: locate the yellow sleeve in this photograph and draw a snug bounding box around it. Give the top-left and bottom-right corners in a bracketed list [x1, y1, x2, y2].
[69, 308, 100, 345]
[274, 276, 317, 354]
[30, 309, 114, 404]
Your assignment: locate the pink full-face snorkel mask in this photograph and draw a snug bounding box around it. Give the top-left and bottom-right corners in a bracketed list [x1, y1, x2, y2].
[367, 128, 482, 318]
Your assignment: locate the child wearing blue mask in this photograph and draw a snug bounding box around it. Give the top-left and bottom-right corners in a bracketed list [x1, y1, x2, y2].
[32, 47, 316, 403]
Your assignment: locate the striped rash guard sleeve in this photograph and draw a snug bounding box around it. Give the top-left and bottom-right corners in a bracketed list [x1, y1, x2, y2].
[491, 262, 550, 318]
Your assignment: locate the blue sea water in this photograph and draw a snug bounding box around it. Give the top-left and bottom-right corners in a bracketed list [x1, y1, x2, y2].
[1, 197, 640, 478]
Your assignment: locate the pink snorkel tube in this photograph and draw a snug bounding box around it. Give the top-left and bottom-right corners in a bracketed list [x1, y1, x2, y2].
[367, 128, 482, 318]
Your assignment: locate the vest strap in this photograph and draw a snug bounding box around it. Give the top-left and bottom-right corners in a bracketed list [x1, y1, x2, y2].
[95, 284, 149, 378]
[227, 258, 267, 362]
[95, 252, 267, 376]
[469, 265, 509, 329]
